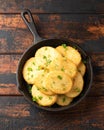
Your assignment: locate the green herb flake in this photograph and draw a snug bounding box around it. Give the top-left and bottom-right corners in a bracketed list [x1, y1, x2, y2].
[63, 87, 66, 91]
[32, 97, 38, 102]
[43, 55, 52, 66]
[42, 87, 48, 91]
[31, 74, 33, 78]
[49, 96, 52, 100]
[61, 67, 65, 72]
[27, 67, 33, 71]
[32, 62, 35, 65]
[57, 75, 63, 80]
[62, 44, 67, 49]
[43, 55, 47, 59]
[47, 59, 52, 64]
[38, 96, 43, 100]
[62, 97, 66, 102]
[37, 66, 41, 70]
[41, 80, 43, 84]
[37, 87, 40, 90]
[72, 46, 77, 49]
[74, 87, 81, 93]
[82, 59, 87, 64]
[27, 84, 32, 93]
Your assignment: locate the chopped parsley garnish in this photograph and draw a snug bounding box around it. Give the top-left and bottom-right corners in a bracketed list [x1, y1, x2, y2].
[43, 55, 47, 59]
[38, 96, 43, 100]
[57, 75, 63, 80]
[42, 87, 48, 91]
[27, 84, 32, 93]
[27, 67, 33, 71]
[72, 46, 77, 49]
[74, 87, 81, 93]
[63, 87, 66, 91]
[32, 97, 38, 102]
[62, 97, 66, 102]
[49, 96, 52, 100]
[82, 59, 87, 64]
[61, 67, 65, 72]
[37, 87, 40, 90]
[32, 62, 35, 65]
[43, 55, 52, 66]
[46, 61, 51, 66]
[41, 81, 43, 84]
[37, 66, 41, 70]
[47, 59, 52, 64]
[62, 44, 67, 48]
[31, 74, 33, 78]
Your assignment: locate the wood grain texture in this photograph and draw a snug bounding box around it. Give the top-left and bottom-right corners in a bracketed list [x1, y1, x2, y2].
[0, 0, 104, 13]
[0, 1, 104, 129]
[0, 53, 104, 96]
[0, 14, 104, 53]
[0, 96, 104, 130]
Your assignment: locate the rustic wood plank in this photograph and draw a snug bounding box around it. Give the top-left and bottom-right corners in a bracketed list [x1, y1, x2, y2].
[0, 53, 104, 73]
[0, 55, 19, 73]
[0, 14, 104, 53]
[0, 96, 104, 130]
[0, 0, 104, 13]
[0, 53, 104, 96]
[0, 1, 103, 130]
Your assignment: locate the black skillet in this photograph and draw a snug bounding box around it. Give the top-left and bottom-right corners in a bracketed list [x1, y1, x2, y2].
[16, 9, 93, 111]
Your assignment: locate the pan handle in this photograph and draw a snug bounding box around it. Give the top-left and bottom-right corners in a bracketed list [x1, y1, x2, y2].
[21, 9, 43, 43]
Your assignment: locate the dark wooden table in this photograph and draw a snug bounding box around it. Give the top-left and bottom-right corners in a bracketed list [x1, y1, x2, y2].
[0, 0, 104, 130]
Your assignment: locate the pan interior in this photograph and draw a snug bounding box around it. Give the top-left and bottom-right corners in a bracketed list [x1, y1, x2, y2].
[17, 39, 93, 111]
